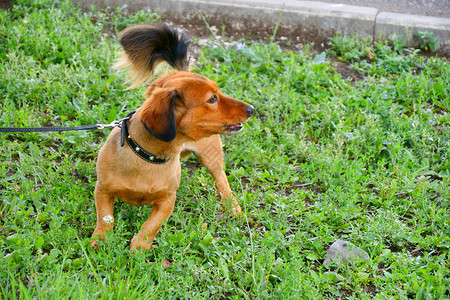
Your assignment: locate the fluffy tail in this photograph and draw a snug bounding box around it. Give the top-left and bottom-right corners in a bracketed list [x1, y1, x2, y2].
[113, 23, 191, 89]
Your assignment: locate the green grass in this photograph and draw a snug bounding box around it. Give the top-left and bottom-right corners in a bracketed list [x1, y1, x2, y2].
[1, 0, 449, 299]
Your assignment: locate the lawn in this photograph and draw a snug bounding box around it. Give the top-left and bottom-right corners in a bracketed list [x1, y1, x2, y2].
[1, 0, 449, 299]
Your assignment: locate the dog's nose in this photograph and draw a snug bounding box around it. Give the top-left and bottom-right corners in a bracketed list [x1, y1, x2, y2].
[246, 105, 255, 117]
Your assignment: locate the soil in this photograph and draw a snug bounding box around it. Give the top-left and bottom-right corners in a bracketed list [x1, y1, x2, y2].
[171, 21, 364, 81]
[0, 0, 11, 9]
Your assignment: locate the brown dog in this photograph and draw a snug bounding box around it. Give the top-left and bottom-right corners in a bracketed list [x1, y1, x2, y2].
[91, 24, 254, 251]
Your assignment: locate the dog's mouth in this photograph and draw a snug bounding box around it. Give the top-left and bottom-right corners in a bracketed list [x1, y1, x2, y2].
[225, 123, 243, 133]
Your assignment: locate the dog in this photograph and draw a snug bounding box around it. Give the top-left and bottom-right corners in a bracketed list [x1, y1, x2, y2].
[91, 23, 254, 251]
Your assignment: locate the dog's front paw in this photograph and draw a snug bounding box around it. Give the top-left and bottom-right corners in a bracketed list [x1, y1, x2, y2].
[90, 235, 106, 250]
[130, 236, 153, 251]
[221, 199, 242, 217]
[232, 204, 242, 217]
[90, 228, 111, 250]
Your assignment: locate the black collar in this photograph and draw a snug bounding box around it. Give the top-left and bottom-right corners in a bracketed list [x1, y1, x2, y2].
[119, 111, 170, 164]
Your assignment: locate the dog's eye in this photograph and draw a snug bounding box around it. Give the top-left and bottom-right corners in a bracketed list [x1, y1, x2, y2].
[207, 95, 218, 104]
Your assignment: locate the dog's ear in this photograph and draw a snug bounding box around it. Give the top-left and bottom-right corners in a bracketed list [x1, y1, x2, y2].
[140, 91, 178, 142]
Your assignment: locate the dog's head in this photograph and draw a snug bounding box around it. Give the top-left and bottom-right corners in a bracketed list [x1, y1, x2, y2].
[139, 72, 254, 142]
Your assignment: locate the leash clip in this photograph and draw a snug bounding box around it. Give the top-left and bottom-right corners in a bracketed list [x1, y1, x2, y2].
[96, 120, 120, 130]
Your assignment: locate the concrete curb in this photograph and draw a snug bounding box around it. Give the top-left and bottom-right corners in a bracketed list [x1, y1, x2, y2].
[375, 13, 450, 52]
[74, 0, 449, 55]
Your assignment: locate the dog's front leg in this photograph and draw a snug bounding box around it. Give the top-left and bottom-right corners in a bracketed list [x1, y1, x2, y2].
[130, 194, 175, 251]
[208, 164, 242, 216]
[91, 185, 115, 248]
[193, 135, 242, 216]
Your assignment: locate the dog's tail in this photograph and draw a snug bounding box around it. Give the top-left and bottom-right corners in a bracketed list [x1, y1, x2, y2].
[113, 23, 191, 89]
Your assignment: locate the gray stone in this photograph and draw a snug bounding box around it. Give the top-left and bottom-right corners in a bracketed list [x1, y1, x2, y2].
[323, 239, 369, 265]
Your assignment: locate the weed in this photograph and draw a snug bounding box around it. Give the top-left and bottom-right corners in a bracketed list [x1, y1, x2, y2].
[415, 30, 439, 52]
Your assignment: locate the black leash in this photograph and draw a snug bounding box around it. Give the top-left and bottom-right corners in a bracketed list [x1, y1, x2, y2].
[1, 111, 170, 164]
[0, 121, 119, 133]
[0, 125, 98, 133]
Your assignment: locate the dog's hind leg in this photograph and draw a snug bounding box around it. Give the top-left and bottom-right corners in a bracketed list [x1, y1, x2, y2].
[188, 135, 242, 216]
[91, 184, 115, 248]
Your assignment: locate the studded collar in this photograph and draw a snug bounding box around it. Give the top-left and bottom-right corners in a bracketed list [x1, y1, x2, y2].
[119, 111, 171, 164]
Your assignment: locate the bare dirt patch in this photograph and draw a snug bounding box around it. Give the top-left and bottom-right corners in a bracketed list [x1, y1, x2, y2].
[161, 18, 367, 81]
[0, 0, 12, 10]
